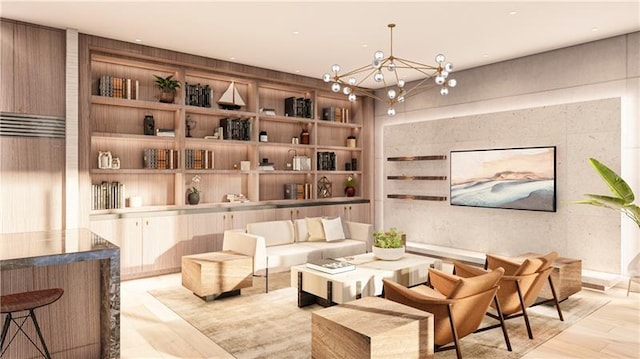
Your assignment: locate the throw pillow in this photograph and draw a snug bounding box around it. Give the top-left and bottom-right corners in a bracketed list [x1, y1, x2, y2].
[322, 217, 346, 241]
[306, 217, 326, 241]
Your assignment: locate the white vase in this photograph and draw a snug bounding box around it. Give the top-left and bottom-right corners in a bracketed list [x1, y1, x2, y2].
[372, 246, 405, 261]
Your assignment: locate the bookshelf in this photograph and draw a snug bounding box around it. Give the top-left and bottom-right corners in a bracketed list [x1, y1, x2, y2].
[87, 47, 370, 213]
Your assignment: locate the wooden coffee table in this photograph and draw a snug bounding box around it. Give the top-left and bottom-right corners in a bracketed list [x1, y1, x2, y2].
[181, 250, 253, 301]
[291, 252, 441, 307]
[312, 296, 434, 358]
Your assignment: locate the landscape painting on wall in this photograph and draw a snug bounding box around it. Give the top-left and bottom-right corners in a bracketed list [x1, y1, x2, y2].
[450, 146, 556, 212]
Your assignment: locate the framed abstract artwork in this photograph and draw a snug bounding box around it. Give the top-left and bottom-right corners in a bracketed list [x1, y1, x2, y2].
[450, 146, 556, 212]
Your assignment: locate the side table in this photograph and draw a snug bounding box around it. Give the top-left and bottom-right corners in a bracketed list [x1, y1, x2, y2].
[312, 296, 434, 359]
[182, 250, 253, 301]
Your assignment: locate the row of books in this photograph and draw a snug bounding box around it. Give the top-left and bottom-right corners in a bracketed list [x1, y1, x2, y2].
[317, 151, 337, 171]
[91, 181, 125, 210]
[185, 82, 213, 108]
[322, 107, 350, 123]
[284, 97, 313, 119]
[220, 117, 252, 141]
[98, 75, 139, 100]
[284, 183, 313, 200]
[185, 149, 214, 169]
[143, 149, 179, 169]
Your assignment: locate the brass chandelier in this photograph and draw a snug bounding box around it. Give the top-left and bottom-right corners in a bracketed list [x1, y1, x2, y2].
[323, 23, 457, 116]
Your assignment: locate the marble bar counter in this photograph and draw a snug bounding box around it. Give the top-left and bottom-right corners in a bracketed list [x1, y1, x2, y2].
[0, 229, 120, 358]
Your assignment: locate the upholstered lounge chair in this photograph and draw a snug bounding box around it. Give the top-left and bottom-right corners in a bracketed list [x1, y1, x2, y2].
[454, 251, 564, 340]
[383, 266, 509, 359]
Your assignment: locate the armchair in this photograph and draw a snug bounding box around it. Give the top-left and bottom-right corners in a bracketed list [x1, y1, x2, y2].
[383, 267, 508, 359]
[454, 251, 564, 340]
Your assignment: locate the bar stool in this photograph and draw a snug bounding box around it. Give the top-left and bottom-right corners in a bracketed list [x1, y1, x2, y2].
[1, 288, 64, 359]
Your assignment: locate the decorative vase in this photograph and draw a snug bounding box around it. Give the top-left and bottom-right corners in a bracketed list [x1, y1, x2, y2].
[159, 91, 175, 104]
[143, 114, 155, 135]
[345, 186, 356, 197]
[372, 246, 405, 261]
[187, 192, 200, 205]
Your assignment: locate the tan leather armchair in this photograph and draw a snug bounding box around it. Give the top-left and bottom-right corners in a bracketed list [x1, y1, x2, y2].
[454, 251, 564, 340]
[383, 266, 509, 359]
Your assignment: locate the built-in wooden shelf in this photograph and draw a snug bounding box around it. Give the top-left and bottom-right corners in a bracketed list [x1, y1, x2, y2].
[387, 194, 448, 201]
[387, 155, 447, 161]
[387, 175, 447, 181]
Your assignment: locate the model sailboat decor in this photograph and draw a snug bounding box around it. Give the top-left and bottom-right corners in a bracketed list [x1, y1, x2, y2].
[218, 82, 246, 110]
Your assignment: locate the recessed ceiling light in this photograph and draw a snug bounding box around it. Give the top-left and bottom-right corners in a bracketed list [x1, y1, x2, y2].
[295, 69, 300, 73]
[134, 39, 142, 43]
[509, 11, 517, 15]
[483, 53, 489, 58]
[592, 27, 599, 32]
[230, 56, 236, 60]
[293, 31, 299, 35]
[361, 43, 368, 48]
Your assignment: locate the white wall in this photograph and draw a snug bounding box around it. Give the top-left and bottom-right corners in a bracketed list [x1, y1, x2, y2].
[375, 32, 640, 275]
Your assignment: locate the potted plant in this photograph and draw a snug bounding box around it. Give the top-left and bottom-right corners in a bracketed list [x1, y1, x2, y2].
[154, 74, 181, 103]
[345, 174, 356, 197]
[187, 175, 201, 205]
[575, 158, 639, 228]
[372, 227, 405, 260]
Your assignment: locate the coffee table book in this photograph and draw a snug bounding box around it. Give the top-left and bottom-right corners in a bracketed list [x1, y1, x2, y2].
[306, 258, 355, 274]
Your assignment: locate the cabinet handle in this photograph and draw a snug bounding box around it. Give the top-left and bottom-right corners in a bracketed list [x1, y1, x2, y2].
[135, 221, 139, 227]
[145, 220, 149, 226]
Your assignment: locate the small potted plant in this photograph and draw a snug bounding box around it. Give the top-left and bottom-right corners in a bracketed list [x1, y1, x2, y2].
[372, 227, 405, 260]
[154, 74, 181, 103]
[345, 174, 356, 197]
[187, 175, 201, 205]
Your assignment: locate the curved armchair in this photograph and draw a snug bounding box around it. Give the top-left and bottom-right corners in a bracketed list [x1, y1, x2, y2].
[627, 252, 640, 296]
[455, 251, 564, 340]
[383, 267, 508, 359]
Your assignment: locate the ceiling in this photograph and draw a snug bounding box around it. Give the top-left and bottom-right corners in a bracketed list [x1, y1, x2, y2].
[2, 1, 639, 88]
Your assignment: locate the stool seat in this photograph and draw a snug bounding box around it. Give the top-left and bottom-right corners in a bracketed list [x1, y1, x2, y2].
[1, 288, 64, 313]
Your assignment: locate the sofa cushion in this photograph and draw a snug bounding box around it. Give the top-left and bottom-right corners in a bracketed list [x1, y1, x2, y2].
[322, 217, 345, 241]
[247, 220, 295, 247]
[265, 244, 323, 274]
[306, 217, 325, 241]
[298, 239, 367, 260]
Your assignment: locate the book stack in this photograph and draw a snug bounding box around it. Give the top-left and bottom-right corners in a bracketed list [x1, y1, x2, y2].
[143, 149, 179, 169]
[156, 128, 175, 137]
[284, 97, 313, 118]
[317, 152, 337, 171]
[91, 181, 125, 210]
[185, 82, 213, 107]
[185, 149, 214, 169]
[258, 161, 275, 171]
[220, 117, 252, 141]
[306, 258, 355, 274]
[99, 75, 139, 100]
[322, 107, 350, 123]
[284, 183, 313, 199]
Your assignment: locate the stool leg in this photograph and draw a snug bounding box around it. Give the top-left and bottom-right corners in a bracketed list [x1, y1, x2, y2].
[30, 310, 52, 359]
[1, 313, 12, 352]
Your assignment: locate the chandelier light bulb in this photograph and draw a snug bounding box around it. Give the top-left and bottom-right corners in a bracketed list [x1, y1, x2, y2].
[322, 73, 331, 82]
[348, 77, 357, 85]
[387, 89, 397, 99]
[387, 61, 396, 72]
[435, 76, 445, 85]
[373, 59, 382, 69]
[331, 82, 341, 92]
[374, 72, 384, 82]
[331, 64, 341, 73]
[435, 54, 446, 64]
[343, 86, 352, 95]
[444, 62, 454, 72]
[397, 80, 405, 88]
[387, 107, 396, 116]
[398, 95, 405, 103]
[447, 79, 457, 87]
[374, 51, 384, 60]
[441, 71, 449, 78]
[440, 87, 449, 95]
[348, 93, 357, 102]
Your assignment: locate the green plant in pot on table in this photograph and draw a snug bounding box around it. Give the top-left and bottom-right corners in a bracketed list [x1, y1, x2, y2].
[373, 227, 405, 260]
[154, 74, 181, 103]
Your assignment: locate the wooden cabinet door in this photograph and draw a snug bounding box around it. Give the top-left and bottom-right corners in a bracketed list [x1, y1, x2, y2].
[188, 212, 226, 254]
[0, 20, 14, 112]
[90, 217, 143, 277]
[141, 215, 185, 272]
[348, 203, 371, 223]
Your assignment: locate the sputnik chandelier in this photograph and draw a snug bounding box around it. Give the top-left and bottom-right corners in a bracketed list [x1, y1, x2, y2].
[323, 23, 457, 116]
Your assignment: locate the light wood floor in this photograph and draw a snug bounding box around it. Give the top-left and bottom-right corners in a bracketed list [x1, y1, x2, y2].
[121, 273, 640, 358]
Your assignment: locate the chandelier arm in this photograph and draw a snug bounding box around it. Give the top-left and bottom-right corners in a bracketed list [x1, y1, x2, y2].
[393, 57, 441, 71]
[352, 87, 391, 104]
[339, 64, 377, 78]
[399, 78, 439, 100]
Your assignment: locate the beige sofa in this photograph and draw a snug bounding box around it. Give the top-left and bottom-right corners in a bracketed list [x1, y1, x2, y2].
[222, 217, 373, 290]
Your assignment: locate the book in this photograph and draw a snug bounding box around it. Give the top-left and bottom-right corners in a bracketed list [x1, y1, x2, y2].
[306, 258, 355, 274]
